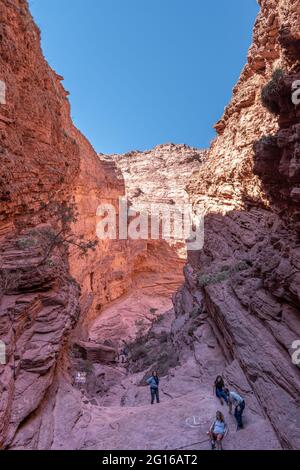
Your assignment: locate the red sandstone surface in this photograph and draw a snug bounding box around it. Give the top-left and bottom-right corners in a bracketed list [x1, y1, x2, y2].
[0, 0, 299, 450]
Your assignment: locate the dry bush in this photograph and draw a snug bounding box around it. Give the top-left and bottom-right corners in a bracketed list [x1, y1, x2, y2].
[261, 69, 284, 114]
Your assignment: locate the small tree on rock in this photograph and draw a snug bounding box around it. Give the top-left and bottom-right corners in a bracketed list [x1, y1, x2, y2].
[31, 200, 98, 266]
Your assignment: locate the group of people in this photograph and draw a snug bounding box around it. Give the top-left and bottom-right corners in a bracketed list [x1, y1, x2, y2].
[146, 372, 246, 450]
[209, 375, 246, 450]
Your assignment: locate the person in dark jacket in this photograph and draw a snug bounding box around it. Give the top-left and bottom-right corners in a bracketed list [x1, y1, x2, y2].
[146, 371, 160, 404]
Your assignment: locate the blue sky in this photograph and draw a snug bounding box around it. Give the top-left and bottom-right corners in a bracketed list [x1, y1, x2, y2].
[29, 0, 259, 155]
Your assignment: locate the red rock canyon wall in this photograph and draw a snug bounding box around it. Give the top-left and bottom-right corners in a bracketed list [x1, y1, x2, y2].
[0, 0, 299, 450]
[177, 0, 300, 449]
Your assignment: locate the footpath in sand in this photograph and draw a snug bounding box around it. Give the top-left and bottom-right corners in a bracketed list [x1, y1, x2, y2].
[49, 302, 281, 451]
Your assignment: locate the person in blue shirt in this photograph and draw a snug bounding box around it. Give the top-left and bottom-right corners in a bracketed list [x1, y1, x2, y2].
[146, 371, 160, 404]
[208, 411, 228, 450]
[226, 389, 246, 430]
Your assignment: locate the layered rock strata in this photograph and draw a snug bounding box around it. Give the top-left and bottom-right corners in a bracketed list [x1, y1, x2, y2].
[0, 0, 300, 451]
[178, 0, 300, 449]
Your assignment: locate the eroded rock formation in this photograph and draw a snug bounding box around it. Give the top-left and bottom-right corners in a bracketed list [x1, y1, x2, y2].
[0, 0, 135, 447]
[177, 0, 300, 449]
[90, 144, 206, 345]
[0, 0, 203, 448]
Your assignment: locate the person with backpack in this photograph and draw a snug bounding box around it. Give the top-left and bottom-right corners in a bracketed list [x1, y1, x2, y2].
[146, 371, 160, 404]
[226, 389, 245, 430]
[207, 411, 228, 450]
[213, 376, 228, 405]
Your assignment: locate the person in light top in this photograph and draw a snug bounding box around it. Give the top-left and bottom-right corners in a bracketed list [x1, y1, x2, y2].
[208, 411, 228, 450]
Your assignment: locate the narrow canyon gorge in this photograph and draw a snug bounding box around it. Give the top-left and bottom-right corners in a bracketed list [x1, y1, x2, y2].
[0, 0, 299, 451]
